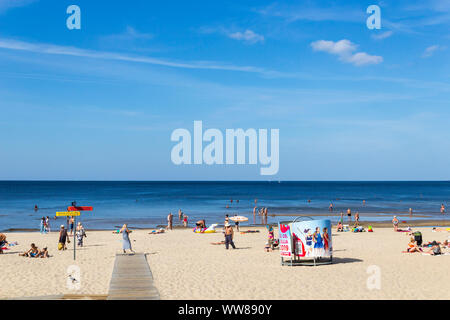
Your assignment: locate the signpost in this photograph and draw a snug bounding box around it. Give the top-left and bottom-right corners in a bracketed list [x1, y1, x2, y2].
[56, 203, 93, 261]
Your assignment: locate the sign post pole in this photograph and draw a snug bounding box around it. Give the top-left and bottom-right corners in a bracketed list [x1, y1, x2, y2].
[73, 215, 76, 261]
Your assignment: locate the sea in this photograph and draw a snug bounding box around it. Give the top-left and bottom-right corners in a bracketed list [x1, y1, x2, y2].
[0, 181, 449, 232]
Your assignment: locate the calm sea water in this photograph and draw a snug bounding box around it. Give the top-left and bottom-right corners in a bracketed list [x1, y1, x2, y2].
[0, 181, 449, 232]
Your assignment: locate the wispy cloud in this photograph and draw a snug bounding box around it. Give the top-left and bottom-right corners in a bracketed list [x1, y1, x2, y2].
[371, 30, 393, 40]
[0, 37, 272, 74]
[0, 0, 36, 14]
[421, 45, 445, 58]
[102, 26, 153, 42]
[257, 2, 363, 23]
[311, 40, 383, 66]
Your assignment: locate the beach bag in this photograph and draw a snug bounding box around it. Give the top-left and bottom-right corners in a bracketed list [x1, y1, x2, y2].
[413, 232, 422, 246]
[58, 242, 63, 250]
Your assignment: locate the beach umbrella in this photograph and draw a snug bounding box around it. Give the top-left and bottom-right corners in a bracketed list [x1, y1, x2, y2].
[229, 216, 249, 222]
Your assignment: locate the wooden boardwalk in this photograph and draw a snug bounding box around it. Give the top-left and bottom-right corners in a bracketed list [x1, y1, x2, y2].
[107, 253, 160, 300]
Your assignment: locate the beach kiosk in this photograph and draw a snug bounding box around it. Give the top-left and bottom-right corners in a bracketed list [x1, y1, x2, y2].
[279, 217, 333, 266]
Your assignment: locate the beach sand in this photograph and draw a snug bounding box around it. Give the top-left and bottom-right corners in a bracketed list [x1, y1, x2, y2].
[1, 225, 449, 300]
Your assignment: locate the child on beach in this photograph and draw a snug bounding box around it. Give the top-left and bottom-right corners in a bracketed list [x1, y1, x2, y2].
[337, 221, 343, 232]
[183, 215, 188, 227]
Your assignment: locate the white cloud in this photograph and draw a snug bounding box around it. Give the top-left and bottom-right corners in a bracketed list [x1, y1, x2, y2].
[421, 45, 443, 58]
[228, 29, 264, 44]
[371, 30, 393, 40]
[200, 26, 264, 44]
[311, 39, 383, 66]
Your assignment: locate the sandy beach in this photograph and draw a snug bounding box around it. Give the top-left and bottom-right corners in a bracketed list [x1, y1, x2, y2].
[1, 224, 449, 300]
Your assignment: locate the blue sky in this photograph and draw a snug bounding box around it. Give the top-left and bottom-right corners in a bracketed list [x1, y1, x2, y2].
[0, 0, 449, 180]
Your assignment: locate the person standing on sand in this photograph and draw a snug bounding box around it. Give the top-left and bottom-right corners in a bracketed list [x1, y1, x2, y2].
[233, 214, 240, 232]
[40, 217, 47, 234]
[45, 216, 51, 233]
[354, 212, 360, 227]
[120, 224, 134, 254]
[167, 212, 173, 230]
[69, 216, 75, 236]
[392, 216, 399, 232]
[224, 223, 236, 250]
[347, 208, 352, 223]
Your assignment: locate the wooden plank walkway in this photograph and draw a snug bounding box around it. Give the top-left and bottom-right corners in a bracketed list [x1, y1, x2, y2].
[107, 253, 160, 300]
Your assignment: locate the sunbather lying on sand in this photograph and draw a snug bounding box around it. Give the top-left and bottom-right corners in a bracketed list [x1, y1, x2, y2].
[149, 229, 165, 234]
[422, 244, 443, 255]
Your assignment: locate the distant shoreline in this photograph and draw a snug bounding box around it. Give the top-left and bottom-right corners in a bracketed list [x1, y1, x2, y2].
[3, 218, 449, 233]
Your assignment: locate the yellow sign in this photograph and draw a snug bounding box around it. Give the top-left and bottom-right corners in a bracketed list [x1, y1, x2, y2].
[56, 211, 80, 217]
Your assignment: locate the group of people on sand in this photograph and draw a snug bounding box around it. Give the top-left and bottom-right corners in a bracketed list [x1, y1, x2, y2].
[405, 237, 449, 256]
[39, 216, 51, 234]
[19, 243, 49, 258]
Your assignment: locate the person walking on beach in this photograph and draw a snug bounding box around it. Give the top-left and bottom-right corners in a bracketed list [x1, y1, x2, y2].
[224, 223, 236, 250]
[120, 224, 134, 254]
[58, 225, 69, 250]
[347, 208, 352, 223]
[76, 222, 87, 247]
[167, 212, 173, 230]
